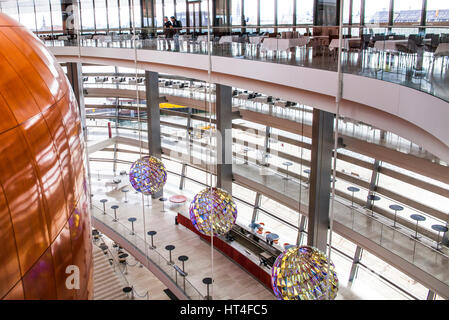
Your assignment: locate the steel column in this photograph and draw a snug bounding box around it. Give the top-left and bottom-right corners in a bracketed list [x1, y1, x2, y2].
[348, 245, 363, 282]
[215, 84, 233, 194]
[307, 109, 334, 252]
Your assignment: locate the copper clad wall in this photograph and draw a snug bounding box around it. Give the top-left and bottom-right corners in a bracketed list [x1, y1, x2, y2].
[0, 13, 92, 300]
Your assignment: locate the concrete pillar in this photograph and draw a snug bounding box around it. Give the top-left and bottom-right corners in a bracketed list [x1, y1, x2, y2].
[307, 109, 334, 252]
[215, 84, 233, 194]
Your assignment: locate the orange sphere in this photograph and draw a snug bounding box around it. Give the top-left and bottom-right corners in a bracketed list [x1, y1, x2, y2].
[0, 14, 92, 299]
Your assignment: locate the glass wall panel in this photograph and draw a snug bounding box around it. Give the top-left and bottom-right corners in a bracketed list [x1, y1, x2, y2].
[155, 0, 163, 27]
[80, 0, 95, 30]
[164, 0, 175, 18]
[119, 0, 130, 29]
[296, 0, 314, 24]
[50, 0, 63, 31]
[352, 0, 361, 24]
[1, 1, 20, 21]
[364, 0, 390, 24]
[108, 0, 120, 30]
[95, 0, 108, 30]
[426, 0, 449, 25]
[35, 0, 51, 31]
[230, 0, 241, 25]
[176, 0, 187, 27]
[259, 0, 274, 25]
[244, 0, 257, 25]
[343, 0, 350, 24]
[18, 0, 37, 31]
[392, 0, 423, 25]
[277, 0, 293, 25]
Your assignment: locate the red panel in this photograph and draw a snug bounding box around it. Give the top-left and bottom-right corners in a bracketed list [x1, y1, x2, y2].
[0, 127, 50, 274]
[22, 246, 57, 300]
[21, 115, 68, 241]
[0, 187, 21, 298]
[3, 281, 24, 300]
[51, 222, 75, 300]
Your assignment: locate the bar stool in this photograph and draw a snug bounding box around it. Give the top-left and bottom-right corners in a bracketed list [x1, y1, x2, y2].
[202, 277, 213, 300]
[122, 286, 133, 299]
[111, 205, 119, 222]
[303, 169, 311, 186]
[178, 255, 189, 276]
[367, 194, 381, 219]
[160, 197, 167, 212]
[148, 231, 157, 249]
[282, 161, 293, 180]
[410, 214, 426, 240]
[431, 224, 448, 251]
[100, 199, 108, 214]
[99, 244, 108, 255]
[165, 245, 175, 265]
[347, 187, 360, 207]
[243, 147, 249, 165]
[92, 229, 100, 242]
[128, 217, 137, 235]
[122, 189, 129, 203]
[389, 204, 404, 229]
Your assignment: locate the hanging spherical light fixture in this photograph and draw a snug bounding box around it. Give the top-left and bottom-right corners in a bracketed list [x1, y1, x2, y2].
[271, 245, 339, 300]
[129, 156, 167, 195]
[189, 187, 237, 236]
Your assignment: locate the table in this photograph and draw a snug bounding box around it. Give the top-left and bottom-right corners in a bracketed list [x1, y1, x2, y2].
[347, 186, 360, 207]
[99, 244, 108, 252]
[367, 195, 381, 219]
[165, 245, 175, 264]
[431, 224, 448, 250]
[111, 205, 119, 222]
[148, 231, 157, 249]
[434, 43, 449, 57]
[169, 195, 187, 204]
[374, 39, 430, 51]
[389, 204, 404, 229]
[410, 214, 426, 240]
[249, 36, 267, 45]
[197, 35, 209, 42]
[261, 37, 310, 53]
[329, 38, 361, 51]
[219, 35, 240, 44]
[128, 217, 137, 235]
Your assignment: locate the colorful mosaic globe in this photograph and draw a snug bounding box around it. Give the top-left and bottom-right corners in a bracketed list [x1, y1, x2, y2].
[129, 156, 167, 195]
[271, 246, 339, 300]
[189, 187, 237, 236]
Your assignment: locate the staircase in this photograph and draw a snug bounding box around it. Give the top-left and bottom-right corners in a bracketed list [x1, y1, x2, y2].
[93, 244, 128, 300]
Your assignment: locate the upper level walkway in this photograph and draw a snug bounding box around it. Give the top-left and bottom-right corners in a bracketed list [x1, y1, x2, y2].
[48, 38, 449, 163]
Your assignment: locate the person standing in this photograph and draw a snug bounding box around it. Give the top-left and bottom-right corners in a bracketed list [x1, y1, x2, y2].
[170, 16, 182, 51]
[163, 16, 173, 50]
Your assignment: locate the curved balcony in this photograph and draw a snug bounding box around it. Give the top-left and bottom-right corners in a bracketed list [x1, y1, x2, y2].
[48, 37, 449, 163]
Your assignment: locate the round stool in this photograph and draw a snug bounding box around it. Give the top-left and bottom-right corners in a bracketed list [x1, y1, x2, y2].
[92, 229, 100, 241]
[202, 277, 213, 300]
[128, 217, 137, 235]
[148, 231, 157, 249]
[431, 224, 448, 251]
[389, 204, 404, 229]
[410, 214, 426, 240]
[99, 244, 108, 255]
[122, 189, 129, 203]
[122, 286, 133, 299]
[367, 194, 381, 219]
[160, 197, 168, 212]
[100, 199, 108, 214]
[165, 245, 175, 265]
[303, 169, 311, 186]
[118, 253, 128, 264]
[283, 161, 293, 180]
[178, 255, 189, 276]
[243, 147, 249, 165]
[111, 205, 119, 222]
[347, 187, 360, 207]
